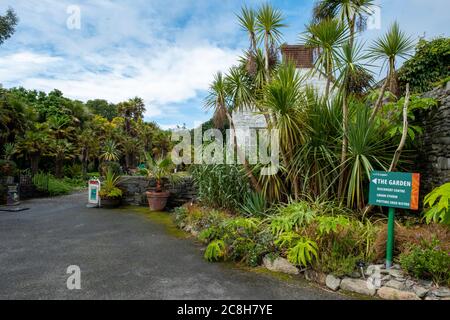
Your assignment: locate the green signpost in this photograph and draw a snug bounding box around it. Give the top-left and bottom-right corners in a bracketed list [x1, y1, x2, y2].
[368, 171, 420, 268]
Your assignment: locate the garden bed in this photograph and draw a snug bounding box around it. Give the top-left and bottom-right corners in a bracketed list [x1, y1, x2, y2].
[171, 203, 450, 300]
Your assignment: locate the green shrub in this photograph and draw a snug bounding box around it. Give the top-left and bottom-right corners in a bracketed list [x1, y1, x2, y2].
[87, 172, 100, 178]
[400, 239, 450, 286]
[99, 169, 123, 199]
[64, 164, 82, 178]
[191, 164, 251, 211]
[398, 37, 450, 93]
[204, 240, 226, 262]
[270, 201, 317, 235]
[32, 173, 72, 196]
[423, 182, 450, 225]
[99, 161, 122, 176]
[318, 251, 362, 277]
[239, 191, 269, 217]
[0, 160, 17, 177]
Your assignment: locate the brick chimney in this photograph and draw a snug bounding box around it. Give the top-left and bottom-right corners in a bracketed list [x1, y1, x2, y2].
[280, 44, 315, 69]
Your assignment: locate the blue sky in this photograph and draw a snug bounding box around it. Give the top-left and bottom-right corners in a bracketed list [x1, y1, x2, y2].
[0, 0, 448, 129]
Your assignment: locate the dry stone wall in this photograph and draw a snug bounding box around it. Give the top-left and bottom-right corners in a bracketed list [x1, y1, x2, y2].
[417, 82, 450, 194]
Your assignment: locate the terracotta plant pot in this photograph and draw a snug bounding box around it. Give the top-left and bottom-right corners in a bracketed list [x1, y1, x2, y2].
[100, 197, 121, 209]
[146, 191, 170, 211]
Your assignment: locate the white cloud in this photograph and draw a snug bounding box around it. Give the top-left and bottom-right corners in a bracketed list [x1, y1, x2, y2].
[0, 45, 239, 118]
[0, 0, 243, 123]
[0, 52, 62, 81]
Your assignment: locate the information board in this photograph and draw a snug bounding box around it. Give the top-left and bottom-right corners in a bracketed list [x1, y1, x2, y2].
[368, 171, 420, 210]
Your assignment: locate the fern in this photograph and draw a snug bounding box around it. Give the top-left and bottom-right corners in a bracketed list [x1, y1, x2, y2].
[287, 238, 319, 267]
[270, 201, 317, 235]
[316, 215, 350, 235]
[424, 183, 450, 225]
[274, 231, 301, 249]
[204, 240, 226, 262]
[225, 217, 259, 232]
[198, 227, 220, 243]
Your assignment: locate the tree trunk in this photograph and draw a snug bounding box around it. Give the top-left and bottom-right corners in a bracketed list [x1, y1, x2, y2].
[338, 91, 349, 200]
[325, 58, 332, 100]
[81, 147, 88, 178]
[264, 33, 270, 81]
[388, 60, 399, 99]
[30, 155, 39, 175]
[55, 157, 63, 178]
[389, 84, 410, 172]
[369, 77, 389, 124]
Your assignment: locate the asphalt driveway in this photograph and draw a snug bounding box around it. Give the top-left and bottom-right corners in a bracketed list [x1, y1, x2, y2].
[0, 192, 348, 300]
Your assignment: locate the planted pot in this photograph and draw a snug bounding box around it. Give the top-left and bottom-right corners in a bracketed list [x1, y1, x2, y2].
[100, 197, 121, 209]
[146, 191, 170, 211]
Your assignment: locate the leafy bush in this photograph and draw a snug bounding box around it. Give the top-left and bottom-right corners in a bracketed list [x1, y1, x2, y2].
[204, 240, 226, 262]
[424, 182, 450, 225]
[398, 37, 450, 93]
[32, 172, 72, 196]
[174, 200, 379, 273]
[99, 169, 123, 199]
[191, 164, 251, 211]
[99, 161, 122, 176]
[400, 239, 450, 286]
[64, 164, 82, 178]
[0, 160, 17, 177]
[239, 191, 269, 217]
[270, 201, 317, 235]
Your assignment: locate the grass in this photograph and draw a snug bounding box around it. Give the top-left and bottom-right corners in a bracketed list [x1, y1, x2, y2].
[121, 206, 189, 239]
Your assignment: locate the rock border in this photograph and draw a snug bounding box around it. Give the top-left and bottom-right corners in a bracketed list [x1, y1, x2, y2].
[181, 222, 450, 301]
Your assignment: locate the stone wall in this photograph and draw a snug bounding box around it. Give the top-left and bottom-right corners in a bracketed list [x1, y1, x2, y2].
[117, 176, 196, 208]
[416, 82, 450, 194]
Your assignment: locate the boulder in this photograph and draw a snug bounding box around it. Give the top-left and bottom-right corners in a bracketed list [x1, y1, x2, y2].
[385, 279, 406, 291]
[388, 269, 405, 279]
[263, 256, 299, 275]
[365, 264, 383, 276]
[340, 278, 376, 296]
[432, 287, 450, 298]
[413, 285, 429, 298]
[377, 287, 420, 300]
[326, 275, 341, 291]
[304, 269, 327, 284]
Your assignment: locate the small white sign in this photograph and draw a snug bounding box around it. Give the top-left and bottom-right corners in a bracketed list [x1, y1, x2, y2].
[88, 179, 101, 206]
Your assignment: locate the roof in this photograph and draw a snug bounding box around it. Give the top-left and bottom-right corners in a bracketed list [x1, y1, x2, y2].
[280, 44, 315, 69]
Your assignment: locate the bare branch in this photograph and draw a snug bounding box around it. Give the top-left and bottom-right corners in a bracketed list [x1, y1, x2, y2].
[369, 77, 389, 124]
[389, 83, 410, 172]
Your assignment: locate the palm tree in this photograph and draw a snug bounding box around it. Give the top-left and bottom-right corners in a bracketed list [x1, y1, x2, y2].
[237, 6, 258, 54]
[368, 21, 414, 101]
[301, 18, 350, 98]
[256, 4, 286, 78]
[335, 41, 371, 199]
[77, 128, 101, 177]
[2, 143, 16, 161]
[50, 139, 74, 178]
[312, 0, 375, 45]
[262, 62, 307, 200]
[16, 128, 49, 175]
[205, 71, 262, 192]
[100, 139, 121, 162]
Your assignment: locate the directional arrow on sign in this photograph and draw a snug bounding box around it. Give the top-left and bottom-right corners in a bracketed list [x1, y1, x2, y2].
[372, 178, 377, 184]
